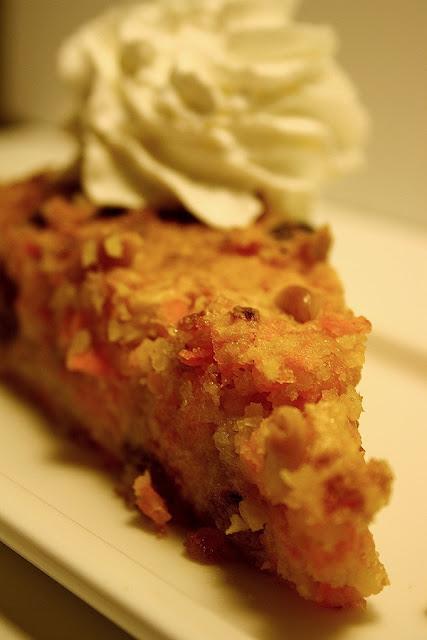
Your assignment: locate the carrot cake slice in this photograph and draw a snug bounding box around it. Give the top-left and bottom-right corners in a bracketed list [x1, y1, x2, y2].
[0, 174, 391, 607]
[0, 0, 392, 608]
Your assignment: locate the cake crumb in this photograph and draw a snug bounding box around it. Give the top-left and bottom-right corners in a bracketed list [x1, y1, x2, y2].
[226, 513, 249, 535]
[82, 240, 98, 268]
[133, 471, 172, 528]
[104, 234, 124, 259]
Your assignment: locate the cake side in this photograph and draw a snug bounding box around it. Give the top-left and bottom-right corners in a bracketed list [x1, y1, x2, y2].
[0, 177, 392, 607]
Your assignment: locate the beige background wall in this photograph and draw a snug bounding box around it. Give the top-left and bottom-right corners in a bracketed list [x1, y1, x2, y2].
[1, 0, 426, 225]
[301, 1, 427, 228]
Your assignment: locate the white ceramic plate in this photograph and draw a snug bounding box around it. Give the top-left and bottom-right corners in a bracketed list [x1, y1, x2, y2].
[0, 127, 426, 639]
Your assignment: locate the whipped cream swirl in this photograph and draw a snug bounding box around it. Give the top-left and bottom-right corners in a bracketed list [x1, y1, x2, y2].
[59, 0, 368, 228]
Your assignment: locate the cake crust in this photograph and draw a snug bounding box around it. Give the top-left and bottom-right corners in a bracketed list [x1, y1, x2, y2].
[0, 176, 392, 607]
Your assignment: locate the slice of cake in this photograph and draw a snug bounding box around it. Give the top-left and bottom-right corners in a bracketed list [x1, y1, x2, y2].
[0, 0, 392, 610]
[0, 175, 391, 607]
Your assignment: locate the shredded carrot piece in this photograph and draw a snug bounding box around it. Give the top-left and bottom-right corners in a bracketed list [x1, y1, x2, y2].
[133, 471, 172, 527]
